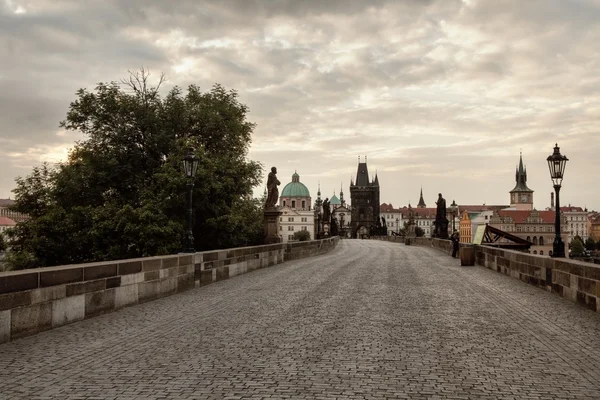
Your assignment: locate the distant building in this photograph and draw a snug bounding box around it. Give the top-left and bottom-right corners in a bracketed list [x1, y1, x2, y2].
[0, 216, 16, 236]
[0, 199, 27, 223]
[459, 211, 472, 243]
[331, 185, 351, 238]
[589, 213, 600, 241]
[278, 172, 314, 243]
[380, 203, 404, 236]
[350, 157, 380, 238]
[560, 206, 589, 242]
[509, 153, 534, 210]
[489, 209, 567, 256]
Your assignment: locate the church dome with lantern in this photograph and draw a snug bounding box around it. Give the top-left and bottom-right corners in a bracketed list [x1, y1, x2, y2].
[279, 171, 311, 211]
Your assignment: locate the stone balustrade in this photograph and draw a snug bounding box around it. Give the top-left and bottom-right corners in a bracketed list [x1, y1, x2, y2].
[0, 237, 339, 344]
[385, 236, 600, 313]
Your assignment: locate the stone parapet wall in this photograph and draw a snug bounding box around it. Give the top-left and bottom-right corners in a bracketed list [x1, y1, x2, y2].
[0, 237, 339, 344]
[475, 246, 600, 312]
[403, 236, 600, 313]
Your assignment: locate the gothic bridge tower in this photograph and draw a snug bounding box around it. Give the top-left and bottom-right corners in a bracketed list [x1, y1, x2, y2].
[350, 156, 380, 238]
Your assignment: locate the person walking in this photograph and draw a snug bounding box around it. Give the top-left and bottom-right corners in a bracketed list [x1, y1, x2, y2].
[451, 229, 459, 258]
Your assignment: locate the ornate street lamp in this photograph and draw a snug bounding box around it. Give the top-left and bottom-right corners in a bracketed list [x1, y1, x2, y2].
[182, 148, 199, 253]
[547, 143, 568, 258]
[396, 217, 399, 234]
[450, 200, 458, 231]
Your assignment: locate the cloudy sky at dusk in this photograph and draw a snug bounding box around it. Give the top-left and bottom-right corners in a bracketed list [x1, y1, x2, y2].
[1, 0, 599, 210]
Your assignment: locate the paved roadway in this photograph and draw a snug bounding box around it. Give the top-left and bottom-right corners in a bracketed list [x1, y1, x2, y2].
[1, 240, 600, 399]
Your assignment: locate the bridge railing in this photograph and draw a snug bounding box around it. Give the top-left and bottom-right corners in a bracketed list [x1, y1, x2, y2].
[0, 237, 339, 344]
[378, 236, 600, 313]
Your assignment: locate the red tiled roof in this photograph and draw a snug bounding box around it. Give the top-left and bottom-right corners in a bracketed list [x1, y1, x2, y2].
[497, 210, 555, 224]
[0, 199, 15, 207]
[560, 206, 584, 212]
[459, 205, 508, 212]
[0, 216, 16, 226]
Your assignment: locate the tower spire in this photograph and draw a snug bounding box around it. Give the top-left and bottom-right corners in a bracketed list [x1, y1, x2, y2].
[417, 186, 426, 208]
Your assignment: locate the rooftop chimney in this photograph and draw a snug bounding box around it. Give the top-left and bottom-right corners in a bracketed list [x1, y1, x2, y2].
[551, 192, 555, 209]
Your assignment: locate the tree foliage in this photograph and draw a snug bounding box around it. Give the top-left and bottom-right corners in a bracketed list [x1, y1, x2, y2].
[585, 237, 596, 251]
[570, 238, 585, 257]
[0, 234, 5, 252]
[415, 227, 425, 237]
[293, 230, 311, 242]
[7, 70, 263, 269]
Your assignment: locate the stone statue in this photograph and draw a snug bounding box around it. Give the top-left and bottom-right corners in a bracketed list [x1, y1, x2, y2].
[265, 167, 281, 209]
[322, 198, 331, 223]
[381, 216, 386, 228]
[436, 193, 446, 220]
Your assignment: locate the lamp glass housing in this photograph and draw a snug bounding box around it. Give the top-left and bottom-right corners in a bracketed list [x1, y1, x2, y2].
[546, 143, 568, 187]
[183, 148, 199, 178]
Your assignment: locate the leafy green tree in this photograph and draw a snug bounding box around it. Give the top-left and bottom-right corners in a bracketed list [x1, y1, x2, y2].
[7, 69, 263, 269]
[585, 237, 596, 252]
[0, 234, 6, 252]
[570, 238, 585, 257]
[293, 230, 311, 242]
[415, 227, 425, 237]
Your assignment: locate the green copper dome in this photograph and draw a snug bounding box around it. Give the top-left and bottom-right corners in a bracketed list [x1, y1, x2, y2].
[281, 172, 311, 197]
[329, 194, 340, 205]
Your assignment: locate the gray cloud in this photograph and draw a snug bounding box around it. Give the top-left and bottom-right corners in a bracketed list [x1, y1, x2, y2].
[0, 0, 599, 210]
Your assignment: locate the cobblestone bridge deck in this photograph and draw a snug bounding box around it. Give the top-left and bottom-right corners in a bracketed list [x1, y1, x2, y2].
[1, 240, 600, 399]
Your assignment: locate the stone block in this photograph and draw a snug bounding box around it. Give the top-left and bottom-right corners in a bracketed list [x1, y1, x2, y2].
[142, 258, 161, 272]
[114, 285, 138, 309]
[83, 263, 117, 281]
[40, 268, 83, 287]
[85, 289, 115, 317]
[178, 255, 192, 266]
[203, 251, 219, 262]
[162, 256, 178, 269]
[0, 310, 10, 343]
[215, 266, 229, 282]
[160, 277, 177, 296]
[121, 272, 144, 286]
[119, 260, 143, 275]
[106, 276, 121, 289]
[198, 269, 213, 286]
[138, 280, 160, 302]
[0, 272, 39, 294]
[159, 267, 178, 279]
[144, 270, 160, 281]
[193, 253, 203, 264]
[177, 273, 195, 293]
[52, 295, 85, 328]
[31, 286, 66, 305]
[66, 279, 105, 296]
[11, 302, 52, 339]
[0, 291, 32, 311]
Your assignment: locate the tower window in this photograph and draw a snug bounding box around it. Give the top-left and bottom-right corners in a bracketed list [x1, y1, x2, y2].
[292, 200, 296, 208]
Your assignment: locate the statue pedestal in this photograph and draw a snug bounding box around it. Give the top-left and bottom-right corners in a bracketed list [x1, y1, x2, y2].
[263, 208, 283, 244]
[433, 218, 449, 239]
[322, 222, 331, 237]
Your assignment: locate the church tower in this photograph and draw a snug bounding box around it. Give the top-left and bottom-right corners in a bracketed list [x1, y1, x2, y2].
[417, 187, 426, 208]
[509, 153, 534, 210]
[350, 156, 380, 238]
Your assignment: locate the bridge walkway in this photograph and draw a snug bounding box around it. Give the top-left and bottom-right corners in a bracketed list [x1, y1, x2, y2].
[1, 240, 600, 399]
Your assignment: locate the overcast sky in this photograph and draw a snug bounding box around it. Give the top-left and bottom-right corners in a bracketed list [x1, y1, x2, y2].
[1, 0, 599, 210]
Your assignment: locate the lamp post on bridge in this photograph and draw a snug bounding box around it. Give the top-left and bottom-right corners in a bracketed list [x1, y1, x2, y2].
[547, 143, 568, 258]
[396, 217, 399, 235]
[182, 148, 199, 253]
[450, 200, 458, 232]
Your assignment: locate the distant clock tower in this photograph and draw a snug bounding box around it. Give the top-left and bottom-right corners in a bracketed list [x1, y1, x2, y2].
[509, 153, 534, 210]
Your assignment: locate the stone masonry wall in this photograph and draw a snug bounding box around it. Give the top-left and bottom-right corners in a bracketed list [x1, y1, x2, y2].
[0, 237, 339, 344]
[400, 236, 600, 313]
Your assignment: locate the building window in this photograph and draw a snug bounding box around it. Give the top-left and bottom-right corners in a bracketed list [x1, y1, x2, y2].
[279, 217, 282, 222]
[288, 226, 294, 231]
[302, 200, 306, 209]
[288, 235, 294, 240]
[292, 200, 296, 208]
[533, 236, 538, 245]
[283, 200, 286, 207]
[288, 217, 294, 222]
[539, 237, 544, 246]
[279, 226, 282, 231]
[533, 250, 538, 255]
[540, 250, 544, 255]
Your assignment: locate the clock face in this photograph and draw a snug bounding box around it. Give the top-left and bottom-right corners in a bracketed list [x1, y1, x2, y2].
[521, 194, 528, 202]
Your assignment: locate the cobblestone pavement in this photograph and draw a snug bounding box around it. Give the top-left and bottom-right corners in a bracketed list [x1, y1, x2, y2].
[2, 240, 600, 399]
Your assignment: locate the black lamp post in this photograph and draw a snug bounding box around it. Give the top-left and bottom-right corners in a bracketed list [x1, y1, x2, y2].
[450, 200, 458, 231]
[182, 148, 199, 253]
[396, 217, 399, 234]
[547, 143, 568, 258]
